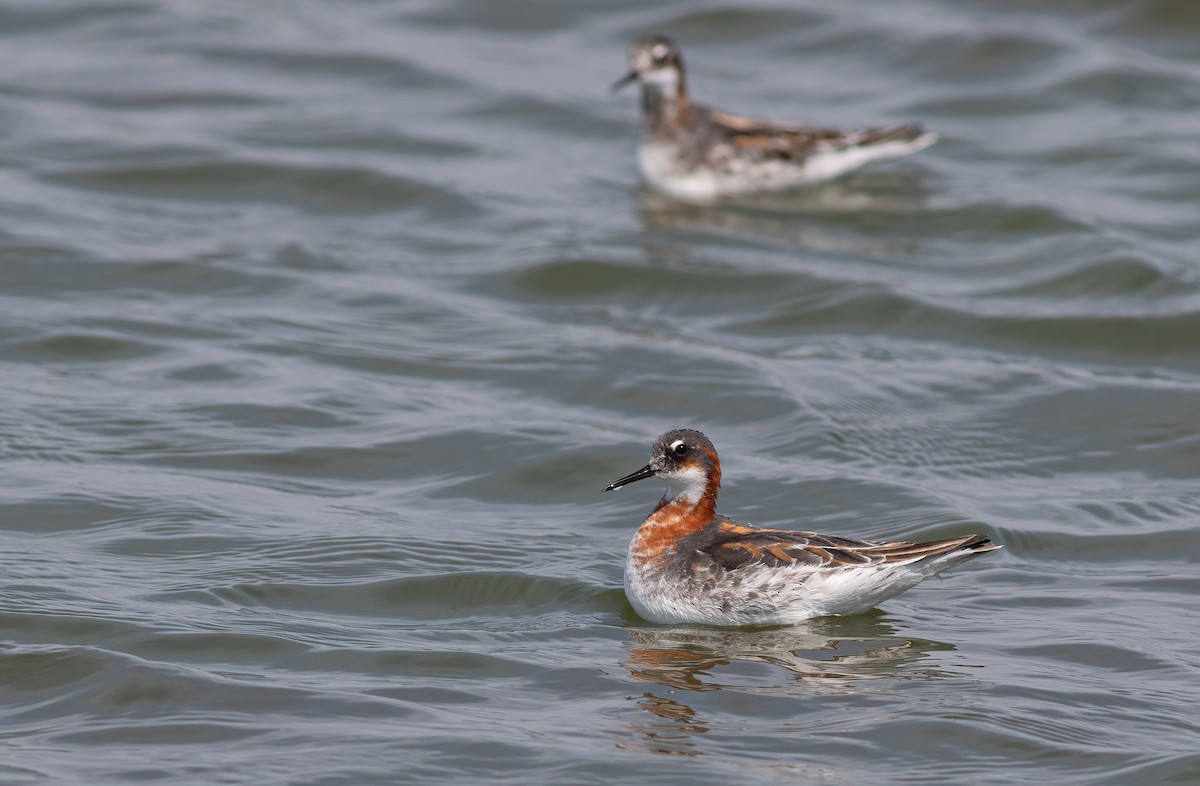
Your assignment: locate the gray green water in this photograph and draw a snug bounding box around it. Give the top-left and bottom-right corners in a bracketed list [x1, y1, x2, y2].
[2, 0, 1199, 783]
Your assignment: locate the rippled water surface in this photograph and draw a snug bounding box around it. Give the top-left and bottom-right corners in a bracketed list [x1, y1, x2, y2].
[3, 0, 1200, 783]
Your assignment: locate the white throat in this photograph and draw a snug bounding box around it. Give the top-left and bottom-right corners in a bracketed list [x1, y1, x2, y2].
[640, 67, 680, 90]
[661, 465, 707, 504]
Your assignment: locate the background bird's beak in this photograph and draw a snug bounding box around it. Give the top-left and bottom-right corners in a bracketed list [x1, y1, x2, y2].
[610, 69, 638, 93]
[603, 463, 655, 491]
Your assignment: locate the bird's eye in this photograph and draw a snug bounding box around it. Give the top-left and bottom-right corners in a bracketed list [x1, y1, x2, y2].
[673, 443, 689, 456]
[651, 45, 669, 62]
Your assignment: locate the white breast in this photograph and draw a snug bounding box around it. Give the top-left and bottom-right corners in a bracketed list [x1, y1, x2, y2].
[637, 142, 722, 201]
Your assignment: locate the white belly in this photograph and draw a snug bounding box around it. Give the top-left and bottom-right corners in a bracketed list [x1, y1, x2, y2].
[625, 551, 947, 626]
[636, 132, 938, 201]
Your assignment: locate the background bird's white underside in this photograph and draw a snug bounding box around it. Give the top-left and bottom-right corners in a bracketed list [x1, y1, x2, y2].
[638, 133, 937, 201]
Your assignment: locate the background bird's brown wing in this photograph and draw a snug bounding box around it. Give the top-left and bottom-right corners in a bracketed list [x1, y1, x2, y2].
[708, 109, 925, 161]
[703, 522, 995, 572]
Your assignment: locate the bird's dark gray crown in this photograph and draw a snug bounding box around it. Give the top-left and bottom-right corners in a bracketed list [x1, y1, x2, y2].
[629, 35, 684, 72]
[648, 428, 715, 472]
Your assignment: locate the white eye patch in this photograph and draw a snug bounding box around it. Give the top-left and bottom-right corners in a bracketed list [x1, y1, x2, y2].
[669, 439, 685, 452]
[651, 44, 669, 60]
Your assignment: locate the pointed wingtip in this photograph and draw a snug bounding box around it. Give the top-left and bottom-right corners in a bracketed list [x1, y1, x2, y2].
[963, 534, 1002, 553]
[912, 131, 938, 150]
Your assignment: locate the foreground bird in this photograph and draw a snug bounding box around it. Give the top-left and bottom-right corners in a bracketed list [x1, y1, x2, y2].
[612, 35, 937, 200]
[604, 429, 1000, 625]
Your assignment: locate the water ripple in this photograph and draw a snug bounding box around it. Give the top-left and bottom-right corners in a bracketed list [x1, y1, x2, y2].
[2, 0, 1199, 783]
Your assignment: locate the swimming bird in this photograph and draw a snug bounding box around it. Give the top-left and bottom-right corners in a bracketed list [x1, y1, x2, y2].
[612, 35, 937, 200]
[604, 429, 999, 625]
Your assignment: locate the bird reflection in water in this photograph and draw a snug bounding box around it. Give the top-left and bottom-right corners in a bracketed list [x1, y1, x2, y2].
[635, 182, 934, 267]
[619, 615, 956, 757]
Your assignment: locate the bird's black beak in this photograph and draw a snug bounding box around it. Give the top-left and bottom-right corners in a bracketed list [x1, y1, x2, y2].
[610, 69, 638, 93]
[603, 463, 655, 492]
